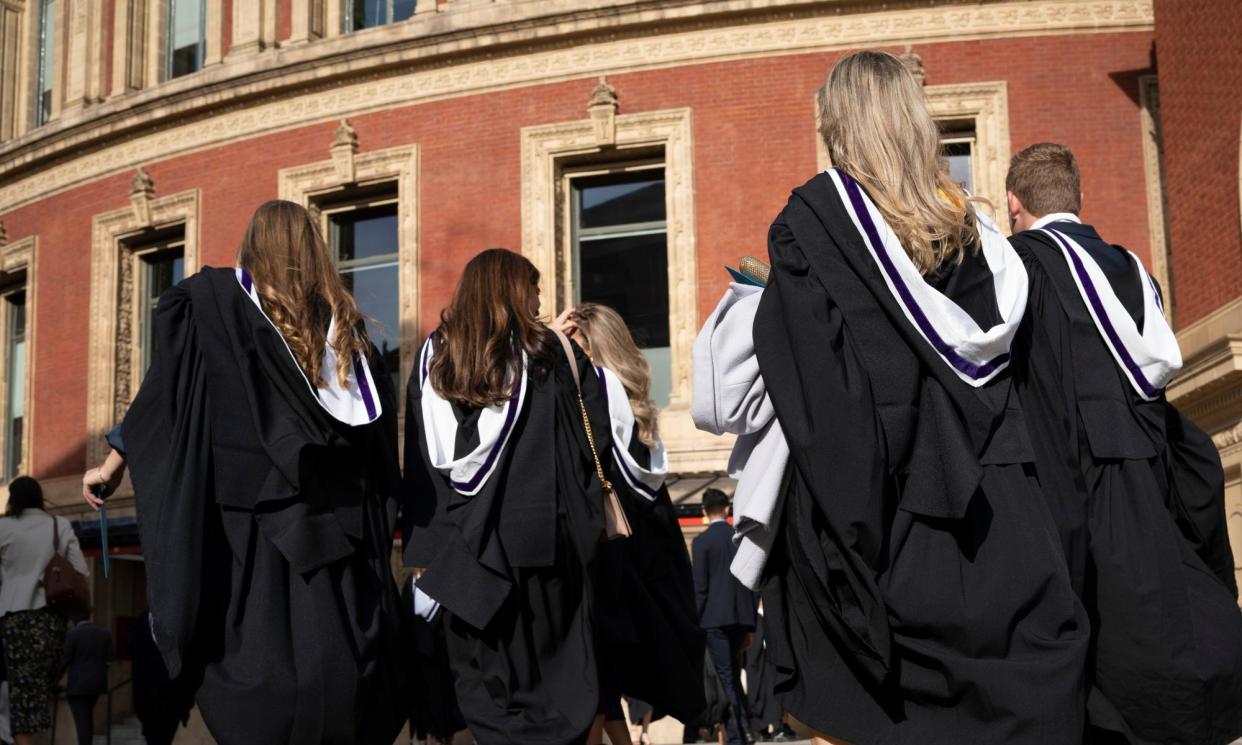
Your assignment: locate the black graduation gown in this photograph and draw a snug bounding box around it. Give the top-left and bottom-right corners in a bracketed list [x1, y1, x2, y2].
[595, 422, 706, 722]
[121, 268, 408, 745]
[403, 333, 608, 745]
[745, 614, 780, 735]
[1009, 226, 1242, 745]
[402, 579, 466, 741]
[754, 173, 1090, 745]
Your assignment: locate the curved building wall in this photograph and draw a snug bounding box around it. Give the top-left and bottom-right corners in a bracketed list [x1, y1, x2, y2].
[0, 1, 1164, 516]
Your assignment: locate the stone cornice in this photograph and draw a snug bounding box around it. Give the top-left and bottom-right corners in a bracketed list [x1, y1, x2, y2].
[1168, 296, 1242, 432]
[0, 0, 1153, 214]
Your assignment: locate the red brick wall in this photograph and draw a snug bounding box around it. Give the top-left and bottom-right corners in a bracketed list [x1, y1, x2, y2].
[221, 0, 233, 58]
[1154, 0, 1242, 326]
[277, 0, 293, 44]
[2, 30, 1153, 479]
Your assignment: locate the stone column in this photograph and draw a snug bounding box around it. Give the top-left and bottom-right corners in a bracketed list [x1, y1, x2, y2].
[288, 0, 324, 45]
[228, 0, 277, 56]
[63, 0, 106, 109]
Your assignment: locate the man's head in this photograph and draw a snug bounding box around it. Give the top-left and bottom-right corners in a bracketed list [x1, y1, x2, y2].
[1005, 142, 1082, 233]
[702, 488, 731, 520]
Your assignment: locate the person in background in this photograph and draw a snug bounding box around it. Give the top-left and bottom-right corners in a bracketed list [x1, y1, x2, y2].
[567, 302, 705, 745]
[1006, 142, 1242, 744]
[0, 476, 87, 745]
[63, 615, 112, 745]
[691, 489, 755, 745]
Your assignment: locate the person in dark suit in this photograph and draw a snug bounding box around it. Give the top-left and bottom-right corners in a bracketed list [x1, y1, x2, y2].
[63, 618, 112, 745]
[691, 488, 756, 745]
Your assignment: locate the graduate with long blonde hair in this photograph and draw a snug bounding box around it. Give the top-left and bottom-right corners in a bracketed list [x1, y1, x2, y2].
[703, 51, 1090, 744]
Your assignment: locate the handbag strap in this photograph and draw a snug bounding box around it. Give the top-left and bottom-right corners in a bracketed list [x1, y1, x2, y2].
[51, 515, 61, 558]
[553, 329, 581, 391]
[551, 328, 611, 493]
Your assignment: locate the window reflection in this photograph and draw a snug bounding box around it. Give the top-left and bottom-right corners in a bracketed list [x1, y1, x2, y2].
[572, 169, 671, 405]
[329, 204, 401, 391]
[347, 0, 417, 31]
[5, 292, 25, 480]
[168, 0, 206, 79]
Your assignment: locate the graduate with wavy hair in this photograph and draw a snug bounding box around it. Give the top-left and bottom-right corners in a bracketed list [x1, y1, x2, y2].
[82, 200, 407, 745]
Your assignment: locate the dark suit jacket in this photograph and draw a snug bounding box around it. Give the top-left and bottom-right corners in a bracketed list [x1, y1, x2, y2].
[691, 520, 756, 630]
[64, 621, 112, 696]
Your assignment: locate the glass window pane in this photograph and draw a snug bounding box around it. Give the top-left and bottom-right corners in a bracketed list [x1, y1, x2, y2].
[394, 0, 417, 22]
[330, 205, 400, 389]
[350, 0, 416, 30]
[941, 139, 974, 193]
[6, 292, 26, 479]
[577, 173, 666, 230]
[168, 0, 204, 78]
[577, 233, 670, 349]
[142, 251, 184, 372]
[36, 0, 55, 125]
[572, 169, 671, 405]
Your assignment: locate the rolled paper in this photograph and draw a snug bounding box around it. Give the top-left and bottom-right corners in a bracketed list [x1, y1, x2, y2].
[740, 256, 771, 286]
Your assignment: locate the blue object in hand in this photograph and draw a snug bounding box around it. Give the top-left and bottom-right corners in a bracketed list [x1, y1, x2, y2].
[93, 485, 109, 578]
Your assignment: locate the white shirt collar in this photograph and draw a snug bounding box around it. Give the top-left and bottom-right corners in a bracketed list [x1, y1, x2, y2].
[1030, 212, 1082, 230]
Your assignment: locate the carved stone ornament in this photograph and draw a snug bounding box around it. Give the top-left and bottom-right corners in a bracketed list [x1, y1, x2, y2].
[900, 45, 926, 86]
[0, 221, 7, 248]
[588, 78, 619, 147]
[129, 167, 156, 226]
[331, 119, 360, 183]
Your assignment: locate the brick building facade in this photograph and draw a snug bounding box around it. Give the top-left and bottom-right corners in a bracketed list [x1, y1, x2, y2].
[0, 0, 1236, 740]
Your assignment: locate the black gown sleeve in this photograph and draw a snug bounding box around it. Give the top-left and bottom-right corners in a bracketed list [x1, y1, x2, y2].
[1164, 406, 1238, 596]
[120, 282, 212, 680]
[753, 213, 892, 686]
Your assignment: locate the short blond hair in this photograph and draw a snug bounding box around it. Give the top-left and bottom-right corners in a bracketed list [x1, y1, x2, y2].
[1006, 143, 1081, 217]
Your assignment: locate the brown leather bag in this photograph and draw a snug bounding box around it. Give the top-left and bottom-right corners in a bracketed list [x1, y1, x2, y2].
[44, 517, 90, 618]
[553, 329, 633, 541]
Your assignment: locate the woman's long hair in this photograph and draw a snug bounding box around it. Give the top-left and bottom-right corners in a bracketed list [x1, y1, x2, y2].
[818, 50, 980, 274]
[429, 248, 556, 408]
[571, 303, 659, 449]
[5, 476, 43, 517]
[237, 200, 368, 388]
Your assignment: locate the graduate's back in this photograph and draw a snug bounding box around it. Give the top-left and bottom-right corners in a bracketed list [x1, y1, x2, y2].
[752, 51, 1089, 745]
[401, 248, 613, 745]
[1005, 142, 1242, 745]
[120, 201, 408, 745]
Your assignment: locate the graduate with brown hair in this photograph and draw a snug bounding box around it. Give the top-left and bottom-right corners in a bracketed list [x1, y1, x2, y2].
[1006, 142, 1242, 745]
[81, 200, 407, 745]
[402, 248, 610, 745]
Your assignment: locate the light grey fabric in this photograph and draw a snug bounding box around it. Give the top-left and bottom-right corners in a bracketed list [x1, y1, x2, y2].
[692, 283, 790, 590]
[0, 509, 89, 615]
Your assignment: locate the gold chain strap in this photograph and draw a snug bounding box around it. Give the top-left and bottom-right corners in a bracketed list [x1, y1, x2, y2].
[576, 392, 613, 492]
